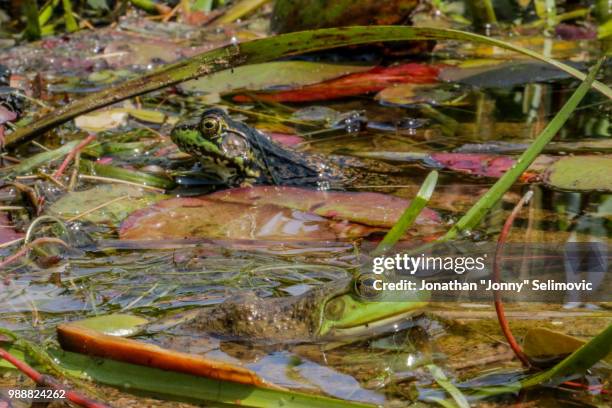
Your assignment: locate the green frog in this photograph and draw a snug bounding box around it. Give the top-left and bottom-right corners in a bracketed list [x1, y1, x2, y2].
[175, 277, 427, 344]
[170, 108, 401, 189]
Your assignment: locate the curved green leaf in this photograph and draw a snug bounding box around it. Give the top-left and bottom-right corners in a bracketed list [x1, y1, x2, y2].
[7, 26, 611, 147]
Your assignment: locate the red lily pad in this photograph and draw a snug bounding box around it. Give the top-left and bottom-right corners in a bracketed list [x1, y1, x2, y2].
[120, 187, 442, 241]
[120, 197, 379, 241]
[207, 186, 440, 228]
[233, 63, 442, 103]
[429, 153, 517, 178]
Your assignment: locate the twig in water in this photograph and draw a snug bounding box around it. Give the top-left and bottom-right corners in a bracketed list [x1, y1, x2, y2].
[0, 237, 68, 270]
[53, 134, 96, 180]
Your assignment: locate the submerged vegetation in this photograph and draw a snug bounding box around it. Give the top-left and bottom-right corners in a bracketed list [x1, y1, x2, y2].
[0, 0, 610, 407]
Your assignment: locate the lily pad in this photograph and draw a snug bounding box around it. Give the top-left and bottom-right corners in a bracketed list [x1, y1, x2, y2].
[69, 314, 150, 337]
[233, 63, 441, 103]
[523, 327, 612, 364]
[74, 107, 167, 132]
[545, 156, 612, 191]
[180, 61, 372, 94]
[207, 186, 441, 228]
[428, 153, 517, 178]
[119, 197, 380, 241]
[47, 184, 166, 225]
[439, 61, 582, 88]
[376, 83, 467, 107]
[120, 187, 442, 241]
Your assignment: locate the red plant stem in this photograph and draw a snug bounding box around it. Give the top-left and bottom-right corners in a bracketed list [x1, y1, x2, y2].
[563, 381, 609, 394]
[493, 190, 533, 367]
[0, 237, 68, 270]
[0, 347, 112, 408]
[52, 134, 96, 179]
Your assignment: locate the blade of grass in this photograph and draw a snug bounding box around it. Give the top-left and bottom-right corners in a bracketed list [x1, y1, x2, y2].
[441, 58, 604, 241]
[469, 323, 612, 398]
[215, 0, 271, 25]
[79, 160, 175, 190]
[7, 26, 612, 147]
[62, 0, 78, 32]
[1, 140, 81, 176]
[426, 364, 469, 408]
[372, 170, 438, 255]
[23, 0, 42, 40]
[39, 0, 60, 26]
[520, 323, 612, 388]
[0, 344, 374, 408]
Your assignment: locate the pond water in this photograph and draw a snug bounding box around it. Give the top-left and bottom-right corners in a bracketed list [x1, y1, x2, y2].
[0, 16, 610, 408]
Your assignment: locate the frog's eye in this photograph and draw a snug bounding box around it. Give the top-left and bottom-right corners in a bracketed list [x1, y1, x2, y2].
[200, 117, 221, 137]
[221, 132, 249, 158]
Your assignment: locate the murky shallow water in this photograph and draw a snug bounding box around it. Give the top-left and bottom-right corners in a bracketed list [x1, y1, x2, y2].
[0, 18, 611, 407]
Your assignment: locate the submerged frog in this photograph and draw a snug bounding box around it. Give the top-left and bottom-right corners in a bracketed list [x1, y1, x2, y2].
[172, 277, 428, 344]
[170, 108, 402, 189]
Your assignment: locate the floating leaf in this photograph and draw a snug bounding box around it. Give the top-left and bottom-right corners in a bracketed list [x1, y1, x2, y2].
[74, 109, 128, 132]
[57, 322, 273, 388]
[545, 156, 612, 191]
[120, 187, 441, 241]
[180, 61, 372, 94]
[68, 314, 150, 337]
[120, 196, 379, 241]
[233, 63, 441, 103]
[9, 26, 611, 146]
[439, 61, 582, 88]
[207, 186, 441, 228]
[2, 140, 81, 176]
[74, 108, 167, 132]
[103, 40, 180, 68]
[38, 346, 373, 408]
[429, 153, 517, 178]
[47, 184, 166, 225]
[376, 83, 467, 107]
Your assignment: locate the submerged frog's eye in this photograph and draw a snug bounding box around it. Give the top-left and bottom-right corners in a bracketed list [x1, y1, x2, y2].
[200, 117, 221, 137]
[221, 132, 249, 158]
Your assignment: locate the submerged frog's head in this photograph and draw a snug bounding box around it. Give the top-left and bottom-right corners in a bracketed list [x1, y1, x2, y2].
[170, 108, 265, 185]
[314, 276, 429, 340]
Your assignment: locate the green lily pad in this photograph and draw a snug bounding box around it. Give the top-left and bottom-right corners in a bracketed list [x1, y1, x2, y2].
[47, 184, 167, 225]
[523, 327, 612, 364]
[69, 314, 150, 337]
[180, 61, 371, 94]
[545, 156, 612, 191]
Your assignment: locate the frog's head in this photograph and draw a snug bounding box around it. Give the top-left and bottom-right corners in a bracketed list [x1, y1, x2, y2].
[170, 108, 264, 185]
[314, 276, 430, 340]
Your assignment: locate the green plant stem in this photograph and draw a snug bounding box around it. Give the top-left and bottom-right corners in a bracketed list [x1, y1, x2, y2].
[215, 0, 271, 24]
[38, 0, 60, 26]
[61, 0, 78, 32]
[442, 58, 604, 241]
[23, 0, 42, 40]
[7, 26, 612, 148]
[372, 171, 438, 255]
[129, 0, 171, 14]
